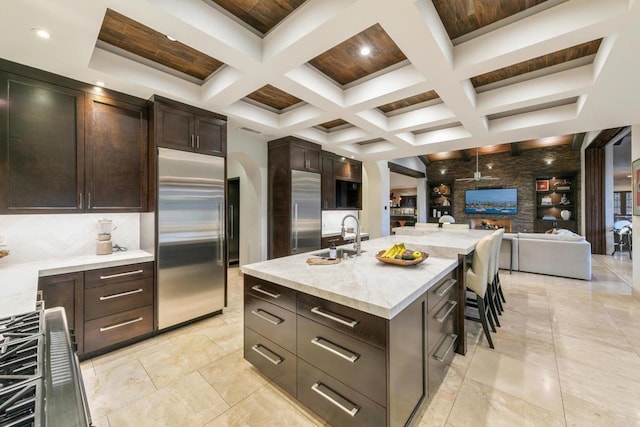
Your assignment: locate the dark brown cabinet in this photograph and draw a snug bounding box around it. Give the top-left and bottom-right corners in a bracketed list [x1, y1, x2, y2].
[243, 269, 459, 426]
[321, 151, 362, 210]
[0, 73, 84, 213]
[268, 137, 322, 259]
[38, 272, 85, 354]
[38, 261, 154, 358]
[152, 96, 226, 156]
[0, 63, 150, 214]
[534, 174, 577, 233]
[85, 95, 148, 211]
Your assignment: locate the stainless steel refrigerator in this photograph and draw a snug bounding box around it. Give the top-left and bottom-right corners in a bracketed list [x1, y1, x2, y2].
[157, 148, 226, 330]
[290, 170, 321, 254]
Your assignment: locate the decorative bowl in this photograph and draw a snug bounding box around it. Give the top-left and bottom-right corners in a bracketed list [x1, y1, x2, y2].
[0, 249, 9, 259]
[375, 250, 428, 266]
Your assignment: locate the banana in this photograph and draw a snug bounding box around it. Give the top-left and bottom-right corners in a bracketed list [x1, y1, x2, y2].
[381, 244, 397, 258]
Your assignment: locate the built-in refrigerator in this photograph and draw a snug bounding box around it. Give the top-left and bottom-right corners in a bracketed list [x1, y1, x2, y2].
[157, 148, 226, 330]
[290, 170, 321, 254]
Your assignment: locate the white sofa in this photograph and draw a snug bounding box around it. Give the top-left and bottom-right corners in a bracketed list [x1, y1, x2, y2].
[514, 232, 592, 280]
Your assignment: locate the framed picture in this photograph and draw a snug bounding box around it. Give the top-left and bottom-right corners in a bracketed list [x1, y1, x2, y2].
[536, 180, 549, 192]
[634, 158, 640, 216]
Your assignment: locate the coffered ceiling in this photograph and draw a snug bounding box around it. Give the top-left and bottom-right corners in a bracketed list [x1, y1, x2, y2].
[1, 0, 638, 162]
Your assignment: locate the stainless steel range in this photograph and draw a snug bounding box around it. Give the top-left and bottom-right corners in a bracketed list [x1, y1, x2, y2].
[0, 307, 91, 426]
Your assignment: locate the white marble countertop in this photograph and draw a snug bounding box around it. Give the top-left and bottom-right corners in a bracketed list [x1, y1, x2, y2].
[0, 250, 154, 318]
[241, 237, 459, 320]
[391, 227, 492, 258]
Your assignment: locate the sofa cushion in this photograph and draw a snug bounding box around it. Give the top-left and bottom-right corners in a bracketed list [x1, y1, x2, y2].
[517, 232, 584, 242]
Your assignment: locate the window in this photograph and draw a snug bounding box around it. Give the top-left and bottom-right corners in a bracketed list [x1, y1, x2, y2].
[614, 191, 632, 216]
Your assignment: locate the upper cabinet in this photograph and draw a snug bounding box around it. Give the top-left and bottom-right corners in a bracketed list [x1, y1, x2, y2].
[289, 139, 321, 173]
[85, 95, 148, 211]
[152, 95, 226, 157]
[321, 151, 362, 210]
[0, 65, 149, 214]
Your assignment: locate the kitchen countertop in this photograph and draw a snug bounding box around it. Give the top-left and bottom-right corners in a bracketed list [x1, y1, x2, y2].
[0, 250, 154, 318]
[241, 236, 458, 319]
[321, 231, 370, 239]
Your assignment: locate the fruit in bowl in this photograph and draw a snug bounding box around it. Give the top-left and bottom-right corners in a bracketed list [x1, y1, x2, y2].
[0, 249, 9, 259]
[380, 244, 423, 260]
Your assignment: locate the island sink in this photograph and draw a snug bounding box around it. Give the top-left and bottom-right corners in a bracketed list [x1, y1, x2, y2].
[313, 248, 365, 258]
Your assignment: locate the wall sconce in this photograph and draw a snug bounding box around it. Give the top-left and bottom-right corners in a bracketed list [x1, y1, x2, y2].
[545, 158, 553, 165]
[440, 169, 446, 175]
[487, 164, 493, 170]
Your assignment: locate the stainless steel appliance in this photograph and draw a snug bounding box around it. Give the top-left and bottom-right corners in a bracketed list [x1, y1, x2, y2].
[157, 148, 226, 330]
[0, 308, 91, 426]
[291, 170, 321, 254]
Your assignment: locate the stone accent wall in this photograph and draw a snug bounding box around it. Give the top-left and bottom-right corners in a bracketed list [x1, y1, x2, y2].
[425, 145, 581, 233]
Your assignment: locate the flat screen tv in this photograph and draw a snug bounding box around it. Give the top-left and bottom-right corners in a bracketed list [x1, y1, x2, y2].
[465, 188, 517, 214]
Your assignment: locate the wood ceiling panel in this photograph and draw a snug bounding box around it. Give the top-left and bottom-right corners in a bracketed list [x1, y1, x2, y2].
[308, 24, 407, 86]
[245, 85, 302, 111]
[377, 90, 440, 114]
[319, 119, 348, 130]
[98, 9, 224, 81]
[518, 135, 573, 150]
[432, 0, 548, 40]
[209, 0, 307, 35]
[471, 39, 602, 88]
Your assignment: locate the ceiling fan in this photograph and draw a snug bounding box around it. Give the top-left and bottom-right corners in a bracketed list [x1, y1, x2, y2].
[455, 150, 499, 182]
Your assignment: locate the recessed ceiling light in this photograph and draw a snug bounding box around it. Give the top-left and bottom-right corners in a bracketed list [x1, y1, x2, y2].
[32, 28, 52, 39]
[627, 175, 632, 178]
[95, 81, 105, 87]
[166, 35, 177, 42]
[359, 46, 371, 56]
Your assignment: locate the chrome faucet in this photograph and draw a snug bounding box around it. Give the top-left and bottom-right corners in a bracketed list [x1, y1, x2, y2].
[341, 214, 362, 256]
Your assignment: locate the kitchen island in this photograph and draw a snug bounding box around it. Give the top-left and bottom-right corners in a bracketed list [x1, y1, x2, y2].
[240, 233, 486, 426]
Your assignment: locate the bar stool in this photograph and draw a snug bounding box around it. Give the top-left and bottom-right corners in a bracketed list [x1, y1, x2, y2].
[491, 229, 506, 312]
[484, 232, 501, 327]
[465, 235, 495, 349]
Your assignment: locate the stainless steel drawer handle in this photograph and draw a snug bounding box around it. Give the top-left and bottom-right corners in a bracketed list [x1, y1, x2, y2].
[99, 269, 144, 280]
[99, 316, 144, 332]
[435, 301, 458, 323]
[251, 309, 284, 325]
[310, 307, 359, 328]
[433, 334, 458, 362]
[435, 279, 457, 297]
[251, 344, 283, 365]
[251, 285, 281, 299]
[99, 288, 143, 301]
[311, 337, 359, 363]
[311, 382, 359, 417]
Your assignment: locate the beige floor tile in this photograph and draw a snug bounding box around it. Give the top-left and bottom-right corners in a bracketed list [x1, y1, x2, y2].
[90, 334, 172, 374]
[140, 333, 227, 388]
[417, 360, 465, 427]
[204, 384, 320, 426]
[447, 377, 566, 427]
[92, 416, 110, 427]
[489, 328, 558, 371]
[554, 333, 640, 382]
[198, 350, 267, 406]
[557, 356, 640, 419]
[562, 393, 640, 427]
[83, 359, 157, 419]
[107, 372, 229, 427]
[466, 347, 563, 414]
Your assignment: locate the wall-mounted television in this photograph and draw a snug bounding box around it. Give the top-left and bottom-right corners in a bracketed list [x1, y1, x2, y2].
[465, 188, 517, 214]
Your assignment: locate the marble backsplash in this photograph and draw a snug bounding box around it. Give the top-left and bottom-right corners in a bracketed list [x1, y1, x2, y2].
[322, 210, 360, 235]
[0, 213, 143, 265]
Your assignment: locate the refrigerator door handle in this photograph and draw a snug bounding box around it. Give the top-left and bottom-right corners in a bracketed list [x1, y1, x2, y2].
[293, 203, 298, 253]
[219, 201, 225, 264]
[229, 205, 234, 239]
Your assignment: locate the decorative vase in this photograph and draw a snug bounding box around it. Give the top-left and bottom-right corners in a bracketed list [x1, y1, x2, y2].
[560, 210, 571, 220]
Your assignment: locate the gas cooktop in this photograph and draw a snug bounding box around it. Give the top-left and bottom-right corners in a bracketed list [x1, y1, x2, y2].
[0, 309, 91, 427]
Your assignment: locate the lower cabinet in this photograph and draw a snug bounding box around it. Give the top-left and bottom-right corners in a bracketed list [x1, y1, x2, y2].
[38, 261, 154, 358]
[243, 269, 458, 426]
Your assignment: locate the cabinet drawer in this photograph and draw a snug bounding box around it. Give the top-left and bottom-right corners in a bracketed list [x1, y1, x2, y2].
[297, 293, 386, 350]
[84, 276, 153, 321]
[428, 333, 458, 397]
[427, 271, 457, 312]
[244, 294, 296, 353]
[244, 275, 296, 312]
[297, 359, 385, 427]
[85, 262, 154, 288]
[244, 327, 296, 397]
[84, 305, 153, 354]
[427, 294, 458, 354]
[297, 316, 386, 406]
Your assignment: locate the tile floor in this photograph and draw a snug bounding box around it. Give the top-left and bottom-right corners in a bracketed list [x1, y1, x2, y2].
[81, 253, 637, 426]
